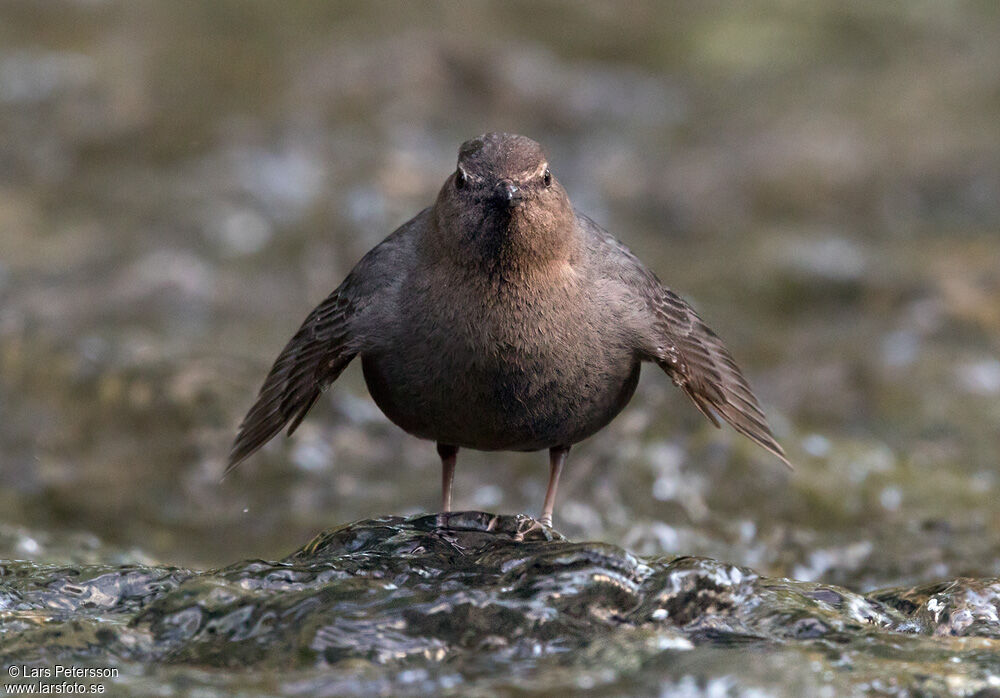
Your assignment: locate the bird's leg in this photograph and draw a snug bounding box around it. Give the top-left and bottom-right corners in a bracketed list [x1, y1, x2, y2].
[540, 446, 569, 526]
[437, 443, 458, 513]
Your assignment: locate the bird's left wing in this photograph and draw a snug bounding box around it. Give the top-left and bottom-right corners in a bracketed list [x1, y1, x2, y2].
[580, 215, 790, 468]
[645, 285, 791, 469]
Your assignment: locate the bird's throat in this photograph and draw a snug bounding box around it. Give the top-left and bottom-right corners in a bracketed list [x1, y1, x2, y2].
[474, 210, 574, 277]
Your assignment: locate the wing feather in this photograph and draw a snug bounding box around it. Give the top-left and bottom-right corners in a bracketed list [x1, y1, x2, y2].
[225, 221, 414, 474]
[651, 288, 791, 468]
[580, 216, 791, 468]
[226, 288, 359, 473]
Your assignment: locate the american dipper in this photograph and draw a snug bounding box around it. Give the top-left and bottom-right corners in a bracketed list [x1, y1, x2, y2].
[228, 133, 790, 525]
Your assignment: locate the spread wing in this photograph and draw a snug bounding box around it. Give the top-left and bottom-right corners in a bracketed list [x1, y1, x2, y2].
[648, 287, 791, 469]
[226, 286, 359, 473]
[580, 215, 790, 468]
[225, 221, 415, 474]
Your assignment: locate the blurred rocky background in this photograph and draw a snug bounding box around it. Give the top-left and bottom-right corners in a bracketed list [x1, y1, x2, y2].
[1, 0, 999, 592]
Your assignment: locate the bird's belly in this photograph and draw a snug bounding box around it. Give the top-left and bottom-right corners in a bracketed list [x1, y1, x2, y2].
[361, 344, 640, 451]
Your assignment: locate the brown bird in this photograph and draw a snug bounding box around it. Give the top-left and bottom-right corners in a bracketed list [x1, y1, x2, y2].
[228, 133, 790, 525]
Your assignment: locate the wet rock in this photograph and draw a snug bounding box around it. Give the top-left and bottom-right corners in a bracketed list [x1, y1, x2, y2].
[2, 514, 1000, 695]
[874, 578, 1000, 638]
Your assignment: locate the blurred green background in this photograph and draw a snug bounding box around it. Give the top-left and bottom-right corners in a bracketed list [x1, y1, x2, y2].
[1, 0, 998, 589]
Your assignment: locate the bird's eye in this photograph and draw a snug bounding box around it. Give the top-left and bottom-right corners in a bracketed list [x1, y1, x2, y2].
[542, 168, 552, 187]
[455, 168, 467, 190]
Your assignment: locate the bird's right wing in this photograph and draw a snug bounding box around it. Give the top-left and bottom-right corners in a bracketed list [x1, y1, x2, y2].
[226, 283, 361, 473]
[226, 222, 414, 473]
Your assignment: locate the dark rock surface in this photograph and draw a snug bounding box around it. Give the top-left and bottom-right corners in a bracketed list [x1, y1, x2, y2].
[3, 513, 1000, 696]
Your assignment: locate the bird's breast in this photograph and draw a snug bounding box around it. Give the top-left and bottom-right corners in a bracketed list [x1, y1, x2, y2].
[360, 276, 640, 450]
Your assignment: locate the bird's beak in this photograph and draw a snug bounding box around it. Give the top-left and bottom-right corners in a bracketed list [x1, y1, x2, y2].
[495, 180, 523, 207]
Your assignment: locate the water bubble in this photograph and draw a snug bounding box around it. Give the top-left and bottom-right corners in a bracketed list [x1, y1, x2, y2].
[801, 433, 831, 458]
[16, 536, 40, 555]
[881, 330, 920, 368]
[472, 485, 502, 508]
[879, 486, 902, 512]
[956, 359, 1000, 395]
[210, 206, 273, 257]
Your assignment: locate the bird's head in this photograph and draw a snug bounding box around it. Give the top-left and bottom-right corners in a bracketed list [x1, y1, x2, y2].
[433, 133, 574, 272]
